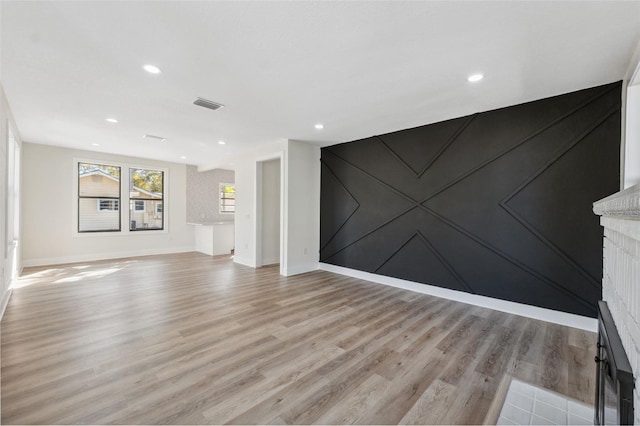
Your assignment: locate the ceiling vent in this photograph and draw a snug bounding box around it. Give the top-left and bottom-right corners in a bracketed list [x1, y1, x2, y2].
[143, 134, 166, 142]
[194, 97, 225, 111]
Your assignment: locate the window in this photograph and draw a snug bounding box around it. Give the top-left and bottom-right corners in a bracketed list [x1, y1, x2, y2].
[78, 162, 121, 232]
[98, 199, 119, 211]
[130, 168, 164, 230]
[77, 161, 167, 234]
[5, 126, 20, 262]
[220, 183, 235, 213]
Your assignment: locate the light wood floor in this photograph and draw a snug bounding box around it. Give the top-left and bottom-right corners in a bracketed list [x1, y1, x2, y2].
[1, 252, 596, 425]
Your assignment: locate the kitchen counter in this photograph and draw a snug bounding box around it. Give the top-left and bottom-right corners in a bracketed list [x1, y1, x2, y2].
[188, 222, 234, 256]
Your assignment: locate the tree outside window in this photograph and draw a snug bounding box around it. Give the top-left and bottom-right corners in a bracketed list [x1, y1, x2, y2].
[129, 168, 164, 230]
[220, 184, 235, 214]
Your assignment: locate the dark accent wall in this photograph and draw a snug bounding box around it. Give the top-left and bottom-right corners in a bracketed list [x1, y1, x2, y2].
[320, 82, 621, 318]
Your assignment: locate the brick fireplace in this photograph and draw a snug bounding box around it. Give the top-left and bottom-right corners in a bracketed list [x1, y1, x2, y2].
[593, 183, 640, 424]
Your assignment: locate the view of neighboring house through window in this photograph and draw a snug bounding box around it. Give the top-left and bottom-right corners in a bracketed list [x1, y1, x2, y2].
[98, 199, 119, 211]
[220, 183, 235, 213]
[78, 162, 121, 232]
[129, 168, 164, 230]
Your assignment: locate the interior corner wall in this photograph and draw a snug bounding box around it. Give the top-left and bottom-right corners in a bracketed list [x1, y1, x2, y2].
[624, 84, 640, 188]
[285, 140, 320, 275]
[186, 165, 235, 223]
[320, 81, 622, 318]
[231, 140, 287, 268]
[21, 143, 194, 266]
[231, 139, 319, 275]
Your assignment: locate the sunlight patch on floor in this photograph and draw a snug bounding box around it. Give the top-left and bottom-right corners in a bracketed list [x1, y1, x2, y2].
[52, 267, 123, 283]
[14, 260, 139, 288]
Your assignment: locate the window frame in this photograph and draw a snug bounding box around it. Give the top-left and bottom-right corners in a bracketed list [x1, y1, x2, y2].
[219, 183, 235, 214]
[97, 199, 120, 212]
[129, 167, 164, 232]
[73, 158, 169, 236]
[133, 200, 146, 213]
[77, 162, 122, 233]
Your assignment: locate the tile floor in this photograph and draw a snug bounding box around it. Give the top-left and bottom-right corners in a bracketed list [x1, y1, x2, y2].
[497, 379, 594, 425]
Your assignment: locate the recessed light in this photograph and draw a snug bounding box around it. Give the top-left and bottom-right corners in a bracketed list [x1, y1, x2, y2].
[315, 123, 324, 130]
[92, 143, 100, 146]
[180, 156, 187, 160]
[143, 64, 161, 74]
[467, 73, 484, 83]
[105, 118, 118, 123]
[218, 140, 226, 145]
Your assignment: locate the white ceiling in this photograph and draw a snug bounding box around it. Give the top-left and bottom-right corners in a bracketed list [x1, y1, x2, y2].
[2, 1, 640, 169]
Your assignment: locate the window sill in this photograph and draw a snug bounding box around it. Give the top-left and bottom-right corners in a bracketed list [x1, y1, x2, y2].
[73, 228, 169, 238]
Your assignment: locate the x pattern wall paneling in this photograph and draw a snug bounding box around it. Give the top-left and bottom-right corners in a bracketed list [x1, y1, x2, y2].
[320, 82, 622, 317]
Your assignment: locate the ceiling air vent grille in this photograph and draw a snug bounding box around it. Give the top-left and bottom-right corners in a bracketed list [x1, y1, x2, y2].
[194, 97, 225, 111]
[143, 134, 166, 142]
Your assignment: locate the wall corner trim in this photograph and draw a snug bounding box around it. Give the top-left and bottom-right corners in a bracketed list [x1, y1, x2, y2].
[233, 256, 255, 268]
[284, 262, 319, 277]
[319, 263, 597, 332]
[261, 257, 280, 266]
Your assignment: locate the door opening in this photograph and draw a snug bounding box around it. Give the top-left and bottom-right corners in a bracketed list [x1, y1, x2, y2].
[256, 158, 281, 267]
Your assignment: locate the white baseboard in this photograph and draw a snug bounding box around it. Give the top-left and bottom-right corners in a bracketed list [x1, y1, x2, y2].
[284, 262, 319, 276]
[0, 288, 13, 320]
[22, 246, 195, 268]
[233, 256, 255, 268]
[319, 263, 597, 332]
[261, 256, 280, 266]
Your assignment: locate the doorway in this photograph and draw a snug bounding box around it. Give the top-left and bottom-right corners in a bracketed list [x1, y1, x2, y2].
[256, 158, 281, 267]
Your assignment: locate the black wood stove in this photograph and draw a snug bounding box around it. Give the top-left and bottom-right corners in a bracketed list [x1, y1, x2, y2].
[595, 300, 634, 425]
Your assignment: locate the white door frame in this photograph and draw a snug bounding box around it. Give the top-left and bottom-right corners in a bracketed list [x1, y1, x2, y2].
[254, 151, 285, 275]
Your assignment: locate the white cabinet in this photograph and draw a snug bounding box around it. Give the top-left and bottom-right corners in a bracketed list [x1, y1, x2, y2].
[191, 222, 234, 256]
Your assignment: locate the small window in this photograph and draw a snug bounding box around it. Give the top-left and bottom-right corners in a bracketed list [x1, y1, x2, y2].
[130, 168, 164, 231]
[98, 199, 119, 211]
[220, 183, 235, 214]
[78, 162, 121, 232]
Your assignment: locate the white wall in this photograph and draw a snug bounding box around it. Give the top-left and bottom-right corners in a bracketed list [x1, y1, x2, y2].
[227, 140, 287, 268]
[0, 83, 23, 318]
[624, 82, 640, 188]
[260, 158, 280, 265]
[623, 39, 640, 189]
[21, 143, 194, 266]
[285, 140, 320, 275]
[186, 165, 235, 223]
[215, 139, 319, 275]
